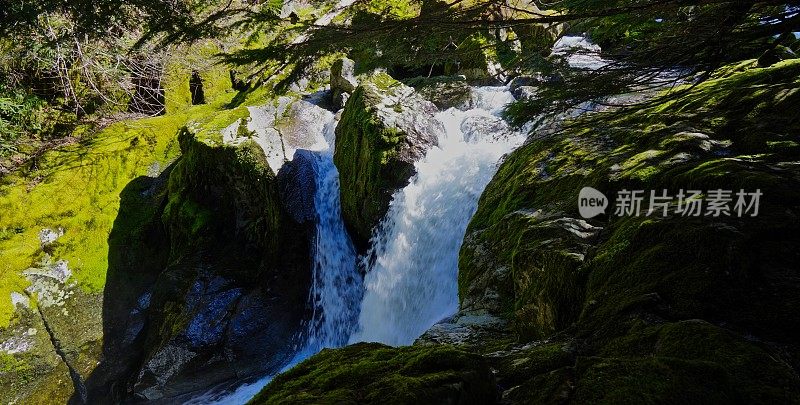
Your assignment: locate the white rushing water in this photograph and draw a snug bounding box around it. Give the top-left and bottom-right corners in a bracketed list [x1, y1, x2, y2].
[350, 87, 524, 345]
[194, 86, 523, 404]
[303, 151, 363, 352]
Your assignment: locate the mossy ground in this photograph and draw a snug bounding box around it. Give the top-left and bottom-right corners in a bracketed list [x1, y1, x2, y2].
[0, 42, 274, 327]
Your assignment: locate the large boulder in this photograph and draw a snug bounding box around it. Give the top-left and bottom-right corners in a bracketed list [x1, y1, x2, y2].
[456, 59, 800, 401]
[403, 75, 475, 110]
[334, 72, 444, 247]
[125, 128, 313, 401]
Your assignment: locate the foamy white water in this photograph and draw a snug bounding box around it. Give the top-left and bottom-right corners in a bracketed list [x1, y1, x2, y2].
[551, 35, 609, 70]
[350, 87, 524, 346]
[303, 149, 362, 351]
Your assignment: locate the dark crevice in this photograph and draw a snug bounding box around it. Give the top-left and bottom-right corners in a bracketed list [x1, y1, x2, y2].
[27, 292, 89, 404]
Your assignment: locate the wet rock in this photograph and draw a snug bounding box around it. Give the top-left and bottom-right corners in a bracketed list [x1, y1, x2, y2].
[404, 76, 474, 110]
[415, 310, 511, 351]
[126, 127, 312, 401]
[461, 114, 515, 143]
[512, 85, 538, 100]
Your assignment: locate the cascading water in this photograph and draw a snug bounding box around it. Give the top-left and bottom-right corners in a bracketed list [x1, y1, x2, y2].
[350, 87, 524, 345]
[297, 122, 363, 355]
[195, 85, 524, 404]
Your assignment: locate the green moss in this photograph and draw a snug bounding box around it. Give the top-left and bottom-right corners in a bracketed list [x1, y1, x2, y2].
[491, 342, 575, 389]
[0, 352, 31, 373]
[353, 0, 420, 20]
[456, 58, 800, 402]
[601, 319, 800, 401]
[0, 57, 274, 327]
[571, 356, 736, 404]
[250, 343, 496, 404]
[570, 318, 800, 405]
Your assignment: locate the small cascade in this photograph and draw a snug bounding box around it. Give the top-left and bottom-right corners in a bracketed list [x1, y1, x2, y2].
[300, 141, 362, 355]
[350, 86, 525, 346]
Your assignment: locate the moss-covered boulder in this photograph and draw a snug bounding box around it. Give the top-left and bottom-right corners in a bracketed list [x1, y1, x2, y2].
[456, 59, 800, 401]
[334, 73, 443, 247]
[250, 342, 497, 404]
[128, 127, 312, 400]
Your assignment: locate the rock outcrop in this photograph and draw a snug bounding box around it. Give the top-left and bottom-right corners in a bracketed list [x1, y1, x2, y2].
[404, 76, 474, 110]
[330, 58, 358, 110]
[334, 72, 443, 247]
[249, 343, 497, 404]
[126, 127, 313, 401]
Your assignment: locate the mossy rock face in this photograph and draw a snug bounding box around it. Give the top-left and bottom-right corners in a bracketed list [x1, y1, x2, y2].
[334, 73, 443, 247]
[456, 60, 800, 401]
[594, 320, 800, 402]
[250, 342, 497, 405]
[0, 307, 74, 404]
[460, 210, 599, 340]
[129, 127, 313, 400]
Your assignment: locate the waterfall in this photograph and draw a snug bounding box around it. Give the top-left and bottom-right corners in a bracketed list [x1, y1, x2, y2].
[350, 86, 524, 345]
[299, 124, 363, 354]
[194, 86, 523, 403]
